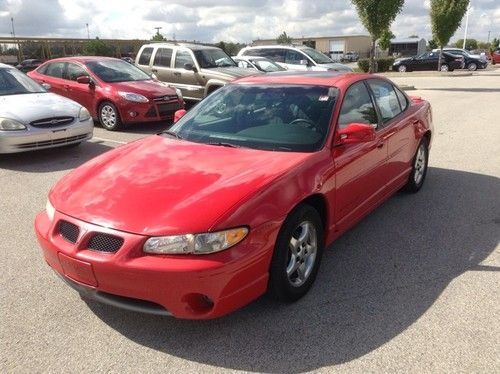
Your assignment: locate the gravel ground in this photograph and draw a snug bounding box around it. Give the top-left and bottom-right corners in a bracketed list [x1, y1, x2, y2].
[1, 70, 499, 373]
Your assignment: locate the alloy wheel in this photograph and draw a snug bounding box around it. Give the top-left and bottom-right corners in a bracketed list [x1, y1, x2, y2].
[286, 221, 318, 287]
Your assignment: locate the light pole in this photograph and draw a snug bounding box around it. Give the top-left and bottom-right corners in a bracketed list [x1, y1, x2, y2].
[86, 23, 90, 39]
[10, 17, 22, 62]
[463, 3, 471, 49]
[154, 27, 162, 37]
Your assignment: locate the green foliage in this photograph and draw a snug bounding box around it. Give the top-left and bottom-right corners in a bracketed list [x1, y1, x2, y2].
[351, 0, 404, 72]
[490, 38, 500, 50]
[454, 38, 477, 50]
[357, 57, 395, 72]
[378, 29, 395, 51]
[151, 33, 167, 42]
[214, 41, 247, 56]
[477, 41, 490, 50]
[430, 0, 469, 48]
[276, 31, 293, 45]
[83, 38, 112, 56]
[428, 39, 438, 50]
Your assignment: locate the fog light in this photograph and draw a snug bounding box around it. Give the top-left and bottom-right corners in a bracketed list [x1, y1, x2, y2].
[129, 111, 138, 117]
[182, 293, 214, 314]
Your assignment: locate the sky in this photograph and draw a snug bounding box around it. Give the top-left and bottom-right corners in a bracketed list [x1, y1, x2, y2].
[1, 0, 499, 44]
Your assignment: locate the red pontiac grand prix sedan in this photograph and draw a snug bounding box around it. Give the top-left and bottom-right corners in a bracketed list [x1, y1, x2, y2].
[28, 57, 183, 130]
[35, 72, 433, 319]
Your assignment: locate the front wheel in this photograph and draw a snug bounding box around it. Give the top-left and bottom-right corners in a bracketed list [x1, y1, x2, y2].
[268, 205, 324, 301]
[467, 62, 477, 71]
[398, 65, 407, 73]
[98, 102, 122, 131]
[440, 64, 449, 72]
[404, 139, 429, 193]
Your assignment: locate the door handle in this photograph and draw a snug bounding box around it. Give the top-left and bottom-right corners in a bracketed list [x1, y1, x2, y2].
[63, 85, 70, 90]
[151, 69, 158, 73]
[173, 72, 181, 76]
[376, 140, 385, 148]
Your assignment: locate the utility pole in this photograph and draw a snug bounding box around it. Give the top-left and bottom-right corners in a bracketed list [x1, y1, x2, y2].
[487, 31, 491, 44]
[463, 3, 471, 49]
[154, 26, 162, 36]
[11, 17, 22, 63]
[86, 23, 90, 39]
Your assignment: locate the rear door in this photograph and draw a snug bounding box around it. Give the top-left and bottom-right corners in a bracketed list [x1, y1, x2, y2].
[39, 61, 67, 96]
[136, 47, 154, 75]
[151, 47, 175, 85]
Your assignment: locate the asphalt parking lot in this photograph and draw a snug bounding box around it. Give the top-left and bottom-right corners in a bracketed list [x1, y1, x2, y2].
[1, 70, 499, 373]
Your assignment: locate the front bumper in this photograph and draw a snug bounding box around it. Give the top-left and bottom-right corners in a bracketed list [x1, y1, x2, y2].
[35, 210, 276, 319]
[0, 119, 93, 154]
[117, 98, 183, 125]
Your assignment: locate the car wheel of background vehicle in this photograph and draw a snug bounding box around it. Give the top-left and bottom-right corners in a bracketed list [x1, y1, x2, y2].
[404, 139, 429, 193]
[467, 63, 477, 71]
[440, 64, 449, 72]
[98, 102, 122, 131]
[398, 65, 407, 72]
[268, 204, 324, 302]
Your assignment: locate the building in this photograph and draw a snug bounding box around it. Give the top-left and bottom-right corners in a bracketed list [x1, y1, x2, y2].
[252, 35, 372, 60]
[389, 38, 427, 57]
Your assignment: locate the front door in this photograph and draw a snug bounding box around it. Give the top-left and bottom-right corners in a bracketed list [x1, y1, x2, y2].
[63, 62, 96, 112]
[171, 49, 205, 100]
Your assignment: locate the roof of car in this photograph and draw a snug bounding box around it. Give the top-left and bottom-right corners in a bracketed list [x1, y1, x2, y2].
[0, 62, 15, 69]
[142, 42, 220, 51]
[38, 56, 122, 64]
[244, 44, 312, 50]
[234, 71, 372, 88]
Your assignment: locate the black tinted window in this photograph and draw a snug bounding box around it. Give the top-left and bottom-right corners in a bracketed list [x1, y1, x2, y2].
[367, 80, 402, 122]
[285, 50, 305, 64]
[175, 50, 195, 68]
[338, 81, 378, 129]
[245, 48, 285, 63]
[153, 48, 172, 67]
[44, 62, 65, 79]
[138, 47, 153, 65]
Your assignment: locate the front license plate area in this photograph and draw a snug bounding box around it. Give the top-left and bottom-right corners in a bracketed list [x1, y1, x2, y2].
[58, 253, 98, 287]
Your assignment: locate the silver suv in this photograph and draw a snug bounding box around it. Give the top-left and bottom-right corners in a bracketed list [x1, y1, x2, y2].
[238, 45, 353, 72]
[136, 43, 260, 101]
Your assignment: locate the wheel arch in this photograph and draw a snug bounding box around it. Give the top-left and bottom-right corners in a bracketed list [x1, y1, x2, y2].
[290, 193, 329, 239]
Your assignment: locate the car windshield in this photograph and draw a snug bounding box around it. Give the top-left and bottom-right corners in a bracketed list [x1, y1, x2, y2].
[166, 84, 338, 152]
[86, 60, 151, 82]
[251, 59, 285, 72]
[194, 49, 237, 68]
[301, 47, 334, 64]
[0, 67, 46, 96]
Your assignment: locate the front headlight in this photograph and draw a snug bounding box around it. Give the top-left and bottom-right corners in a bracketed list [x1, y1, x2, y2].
[143, 227, 248, 255]
[46, 199, 55, 221]
[0, 117, 26, 131]
[118, 91, 149, 103]
[78, 107, 91, 122]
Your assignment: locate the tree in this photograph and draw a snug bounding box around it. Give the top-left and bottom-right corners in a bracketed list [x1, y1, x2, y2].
[151, 32, 166, 42]
[430, 0, 469, 70]
[428, 39, 438, 50]
[351, 0, 405, 72]
[276, 31, 292, 45]
[454, 38, 477, 50]
[378, 29, 395, 51]
[83, 37, 112, 56]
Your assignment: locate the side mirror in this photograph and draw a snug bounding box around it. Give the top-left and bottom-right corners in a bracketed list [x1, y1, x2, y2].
[76, 75, 91, 84]
[41, 83, 51, 91]
[336, 123, 376, 145]
[299, 59, 309, 66]
[174, 109, 187, 123]
[184, 63, 197, 72]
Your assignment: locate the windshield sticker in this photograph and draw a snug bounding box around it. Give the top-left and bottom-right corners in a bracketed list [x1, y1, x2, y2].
[318, 95, 329, 101]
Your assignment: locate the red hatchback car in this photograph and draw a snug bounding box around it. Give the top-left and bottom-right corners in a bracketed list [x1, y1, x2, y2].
[28, 57, 183, 130]
[35, 72, 433, 319]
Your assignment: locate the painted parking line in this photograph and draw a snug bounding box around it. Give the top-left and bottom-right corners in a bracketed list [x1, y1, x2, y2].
[91, 136, 128, 145]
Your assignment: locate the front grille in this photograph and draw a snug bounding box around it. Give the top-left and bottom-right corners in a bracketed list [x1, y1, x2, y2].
[145, 106, 157, 118]
[87, 234, 124, 253]
[30, 116, 74, 128]
[157, 102, 181, 117]
[153, 95, 178, 103]
[58, 220, 80, 243]
[16, 134, 88, 149]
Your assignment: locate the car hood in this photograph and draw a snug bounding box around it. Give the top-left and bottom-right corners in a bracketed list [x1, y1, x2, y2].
[318, 63, 353, 72]
[109, 80, 177, 98]
[0, 93, 81, 123]
[199, 67, 260, 80]
[50, 135, 311, 236]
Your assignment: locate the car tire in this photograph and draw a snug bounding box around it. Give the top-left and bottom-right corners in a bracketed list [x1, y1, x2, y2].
[268, 204, 324, 302]
[404, 139, 429, 193]
[98, 101, 122, 131]
[398, 65, 407, 73]
[440, 64, 449, 72]
[467, 62, 477, 71]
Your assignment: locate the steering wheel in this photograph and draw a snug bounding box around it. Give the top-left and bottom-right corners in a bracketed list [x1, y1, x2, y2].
[289, 118, 317, 131]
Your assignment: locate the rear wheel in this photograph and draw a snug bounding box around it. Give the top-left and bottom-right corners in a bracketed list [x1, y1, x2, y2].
[467, 62, 477, 71]
[98, 102, 122, 131]
[398, 65, 407, 72]
[404, 139, 429, 193]
[440, 64, 449, 72]
[268, 205, 324, 301]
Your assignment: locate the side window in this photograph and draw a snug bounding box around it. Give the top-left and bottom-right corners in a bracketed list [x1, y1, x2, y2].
[138, 47, 154, 66]
[367, 80, 403, 122]
[236, 60, 250, 68]
[285, 50, 305, 64]
[260, 49, 285, 63]
[394, 86, 408, 111]
[66, 63, 87, 81]
[44, 62, 65, 79]
[153, 48, 172, 67]
[338, 81, 378, 129]
[174, 50, 195, 68]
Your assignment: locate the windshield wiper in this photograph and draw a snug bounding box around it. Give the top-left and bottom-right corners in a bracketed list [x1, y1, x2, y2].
[207, 141, 241, 148]
[162, 130, 184, 140]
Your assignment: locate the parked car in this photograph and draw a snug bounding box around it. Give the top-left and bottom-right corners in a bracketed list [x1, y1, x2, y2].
[35, 71, 433, 319]
[488, 48, 500, 64]
[0, 63, 93, 153]
[16, 59, 43, 73]
[431, 48, 487, 70]
[121, 57, 134, 64]
[135, 43, 259, 102]
[342, 51, 359, 62]
[393, 51, 464, 72]
[232, 56, 286, 72]
[238, 45, 353, 72]
[28, 57, 183, 131]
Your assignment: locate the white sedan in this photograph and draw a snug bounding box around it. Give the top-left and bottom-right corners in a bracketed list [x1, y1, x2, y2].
[0, 63, 93, 154]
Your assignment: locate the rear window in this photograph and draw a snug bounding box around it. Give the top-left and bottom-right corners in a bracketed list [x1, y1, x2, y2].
[138, 47, 154, 66]
[153, 48, 173, 67]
